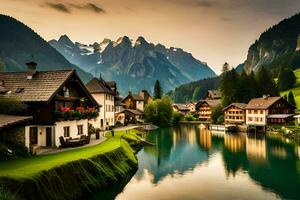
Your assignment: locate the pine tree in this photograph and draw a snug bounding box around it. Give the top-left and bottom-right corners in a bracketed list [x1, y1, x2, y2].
[277, 67, 296, 91]
[287, 91, 296, 106]
[220, 68, 240, 106]
[153, 80, 163, 99]
[283, 94, 287, 101]
[255, 66, 279, 96]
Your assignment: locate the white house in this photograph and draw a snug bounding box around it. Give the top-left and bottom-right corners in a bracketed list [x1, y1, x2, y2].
[86, 77, 116, 130]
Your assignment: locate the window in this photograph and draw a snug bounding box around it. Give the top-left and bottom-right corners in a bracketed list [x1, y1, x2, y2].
[260, 110, 263, 114]
[64, 126, 70, 137]
[77, 125, 83, 135]
[248, 117, 253, 121]
[254, 110, 258, 114]
[248, 110, 251, 114]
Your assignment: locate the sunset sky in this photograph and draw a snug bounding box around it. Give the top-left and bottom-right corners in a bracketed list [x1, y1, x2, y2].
[1, 0, 300, 73]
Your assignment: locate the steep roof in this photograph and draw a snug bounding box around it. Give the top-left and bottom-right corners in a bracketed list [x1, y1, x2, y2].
[0, 114, 32, 130]
[173, 104, 190, 111]
[0, 70, 74, 102]
[85, 78, 115, 94]
[196, 99, 221, 109]
[119, 109, 144, 116]
[245, 96, 284, 109]
[223, 103, 247, 111]
[122, 92, 144, 102]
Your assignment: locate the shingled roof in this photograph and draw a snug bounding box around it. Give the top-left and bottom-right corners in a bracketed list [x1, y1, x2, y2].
[0, 70, 74, 102]
[196, 99, 221, 109]
[245, 96, 284, 109]
[206, 90, 221, 99]
[122, 92, 144, 102]
[0, 114, 32, 130]
[85, 78, 115, 95]
[223, 103, 247, 111]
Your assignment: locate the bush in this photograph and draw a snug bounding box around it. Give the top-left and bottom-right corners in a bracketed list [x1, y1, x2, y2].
[184, 114, 197, 121]
[172, 112, 183, 124]
[0, 186, 18, 200]
[211, 106, 224, 124]
[144, 97, 173, 127]
[0, 143, 29, 161]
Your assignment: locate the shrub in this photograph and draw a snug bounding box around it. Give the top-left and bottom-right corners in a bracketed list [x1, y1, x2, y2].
[172, 112, 183, 124]
[184, 114, 197, 121]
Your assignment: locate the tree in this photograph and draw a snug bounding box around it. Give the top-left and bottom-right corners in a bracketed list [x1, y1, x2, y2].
[220, 68, 240, 107]
[192, 86, 201, 101]
[277, 67, 296, 91]
[221, 62, 230, 73]
[255, 66, 279, 96]
[153, 80, 163, 99]
[144, 97, 173, 126]
[287, 91, 296, 106]
[283, 94, 287, 101]
[211, 106, 224, 124]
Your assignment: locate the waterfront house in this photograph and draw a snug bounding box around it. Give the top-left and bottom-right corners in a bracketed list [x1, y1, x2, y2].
[0, 61, 99, 150]
[86, 77, 116, 130]
[245, 96, 295, 127]
[115, 109, 144, 125]
[172, 104, 190, 115]
[223, 103, 247, 125]
[204, 90, 221, 100]
[196, 99, 221, 121]
[186, 102, 197, 113]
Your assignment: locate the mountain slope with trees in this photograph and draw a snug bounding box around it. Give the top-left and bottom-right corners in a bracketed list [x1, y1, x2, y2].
[0, 15, 92, 82]
[243, 12, 300, 73]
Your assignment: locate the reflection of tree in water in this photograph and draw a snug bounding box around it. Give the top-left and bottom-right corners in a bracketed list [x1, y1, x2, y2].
[136, 125, 215, 184]
[222, 133, 300, 200]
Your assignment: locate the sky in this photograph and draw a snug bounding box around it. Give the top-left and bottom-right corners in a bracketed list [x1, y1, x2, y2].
[1, 0, 300, 74]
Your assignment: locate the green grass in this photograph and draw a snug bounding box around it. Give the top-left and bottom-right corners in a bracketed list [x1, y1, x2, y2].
[0, 129, 140, 179]
[280, 69, 300, 110]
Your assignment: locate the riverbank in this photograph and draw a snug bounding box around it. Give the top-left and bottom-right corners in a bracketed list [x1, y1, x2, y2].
[0, 129, 142, 200]
[267, 125, 300, 143]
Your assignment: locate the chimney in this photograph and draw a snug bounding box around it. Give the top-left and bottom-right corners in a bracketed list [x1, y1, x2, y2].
[262, 94, 269, 100]
[26, 61, 37, 80]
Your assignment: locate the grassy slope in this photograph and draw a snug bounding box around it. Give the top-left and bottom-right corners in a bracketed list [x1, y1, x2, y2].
[280, 69, 300, 110]
[0, 129, 139, 179]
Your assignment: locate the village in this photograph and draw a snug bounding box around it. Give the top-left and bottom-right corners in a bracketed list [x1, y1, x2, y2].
[0, 60, 299, 158]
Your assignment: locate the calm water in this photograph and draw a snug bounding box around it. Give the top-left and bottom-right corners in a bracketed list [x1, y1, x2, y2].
[91, 125, 300, 200]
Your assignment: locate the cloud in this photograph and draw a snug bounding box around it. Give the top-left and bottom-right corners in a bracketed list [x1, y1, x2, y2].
[46, 2, 71, 13]
[44, 2, 106, 14]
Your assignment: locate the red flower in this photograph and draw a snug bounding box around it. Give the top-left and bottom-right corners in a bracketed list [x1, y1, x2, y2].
[76, 107, 84, 111]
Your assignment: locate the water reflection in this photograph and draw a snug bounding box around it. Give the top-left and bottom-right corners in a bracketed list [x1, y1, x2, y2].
[91, 125, 300, 200]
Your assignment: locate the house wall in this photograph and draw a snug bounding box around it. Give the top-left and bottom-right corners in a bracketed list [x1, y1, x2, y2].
[245, 109, 267, 126]
[1, 126, 26, 146]
[90, 93, 115, 130]
[224, 106, 245, 124]
[25, 119, 88, 148]
[198, 103, 212, 121]
[136, 100, 144, 112]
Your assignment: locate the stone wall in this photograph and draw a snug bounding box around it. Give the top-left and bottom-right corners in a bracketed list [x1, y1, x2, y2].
[1, 126, 25, 146]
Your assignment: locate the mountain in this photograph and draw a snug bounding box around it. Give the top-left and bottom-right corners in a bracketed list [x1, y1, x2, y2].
[0, 15, 93, 82]
[49, 35, 216, 95]
[243, 13, 300, 73]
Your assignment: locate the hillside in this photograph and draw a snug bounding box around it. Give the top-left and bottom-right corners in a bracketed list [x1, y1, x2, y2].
[167, 76, 220, 103]
[281, 68, 300, 109]
[0, 15, 93, 82]
[243, 13, 300, 73]
[49, 35, 216, 95]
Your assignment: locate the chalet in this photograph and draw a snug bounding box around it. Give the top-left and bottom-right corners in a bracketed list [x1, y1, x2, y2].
[172, 104, 190, 115]
[0, 61, 99, 150]
[122, 91, 151, 112]
[223, 103, 247, 124]
[204, 90, 221, 100]
[115, 109, 144, 125]
[196, 99, 221, 121]
[86, 77, 116, 130]
[245, 96, 295, 127]
[139, 90, 153, 105]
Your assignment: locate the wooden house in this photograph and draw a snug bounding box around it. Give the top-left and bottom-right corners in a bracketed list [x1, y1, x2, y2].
[245, 96, 295, 127]
[196, 99, 221, 121]
[223, 103, 247, 124]
[0, 61, 99, 149]
[204, 90, 221, 100]
[122, 91, 151, 112]
[172, 104, 190, 115]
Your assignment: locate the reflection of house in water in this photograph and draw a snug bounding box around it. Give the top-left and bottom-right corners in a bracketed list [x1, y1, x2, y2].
[224, 134, 245, 153]
[198, 128, 212, 150]
[270, 146, 287, 159]
[246, 136, 267, 160]
[295, 146, 300, 159]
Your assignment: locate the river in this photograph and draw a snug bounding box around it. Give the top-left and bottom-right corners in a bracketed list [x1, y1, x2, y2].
[91, 124, 300, 200]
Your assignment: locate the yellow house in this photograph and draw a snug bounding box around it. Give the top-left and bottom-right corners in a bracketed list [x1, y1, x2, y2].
[223, 103, 247, 125]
